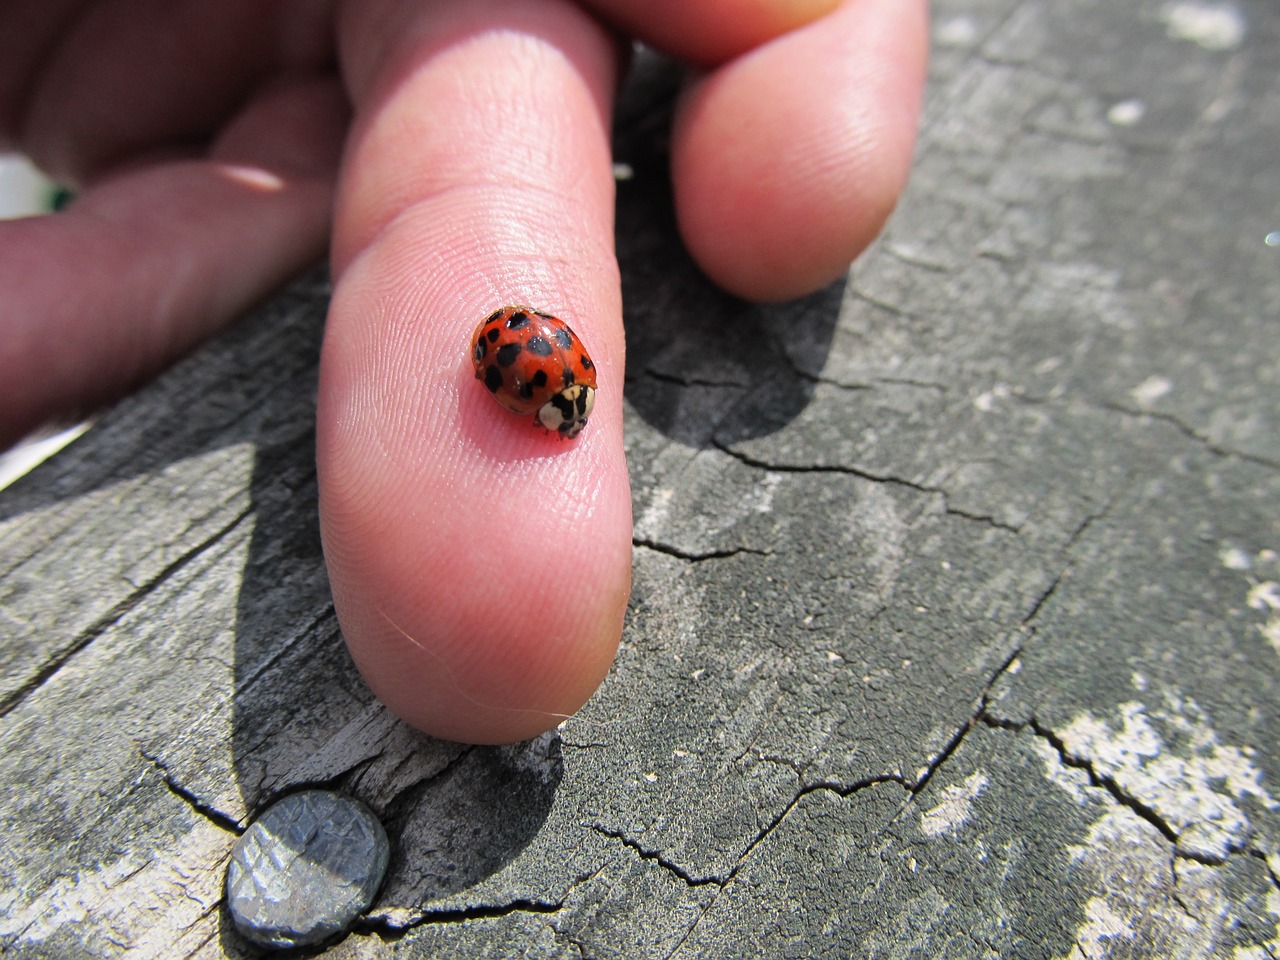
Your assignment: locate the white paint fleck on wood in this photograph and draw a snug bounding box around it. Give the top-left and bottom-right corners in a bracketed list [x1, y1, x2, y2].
[920, 771, 989, 837]
[1162, 1, 1247, 50]
[1058, 696, 1277, 862]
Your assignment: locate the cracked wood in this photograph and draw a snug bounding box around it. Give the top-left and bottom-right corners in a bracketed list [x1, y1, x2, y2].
[3, 0, 1280, 956]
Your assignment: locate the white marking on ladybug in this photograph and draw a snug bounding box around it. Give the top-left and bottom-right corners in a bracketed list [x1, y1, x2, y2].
[537, 385, 595, 438]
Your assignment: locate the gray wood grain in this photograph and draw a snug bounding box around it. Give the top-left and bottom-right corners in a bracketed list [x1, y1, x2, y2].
[2, 0, 1278, 956]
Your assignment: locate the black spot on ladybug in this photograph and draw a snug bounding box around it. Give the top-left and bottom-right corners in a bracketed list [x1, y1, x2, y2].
[555, 328, 573, 350]
[518, 380, 535, 400]
[550, 393, 575, 419]
[580, 355, 593, 370]
[562, 368, 576, 387]
[487, 329, 500, 343]
[506, 311, 530, 330]
[473, 339, 487, 361]
[496, 343, 522, 367]
[531, 370, 548, 388]
[526, 336, 553, 357]
[486, 309, 504, 323]
[484, 366, 503, 393]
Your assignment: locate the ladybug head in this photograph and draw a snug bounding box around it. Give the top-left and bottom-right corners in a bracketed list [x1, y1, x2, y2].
[537, 384, 595, 438]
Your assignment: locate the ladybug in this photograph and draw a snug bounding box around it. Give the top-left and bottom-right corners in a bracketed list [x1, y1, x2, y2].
[471, 306, 597, 438]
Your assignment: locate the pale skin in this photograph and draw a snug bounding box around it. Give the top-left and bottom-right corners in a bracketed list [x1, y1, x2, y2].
[0, 0, 928, 743]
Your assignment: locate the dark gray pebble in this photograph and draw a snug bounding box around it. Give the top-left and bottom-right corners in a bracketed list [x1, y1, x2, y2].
[226, 790, 389, 950]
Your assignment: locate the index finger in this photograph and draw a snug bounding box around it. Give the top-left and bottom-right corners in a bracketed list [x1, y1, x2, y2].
[318, 0, 632, 743]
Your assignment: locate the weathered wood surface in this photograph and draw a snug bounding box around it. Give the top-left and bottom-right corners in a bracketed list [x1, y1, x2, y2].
[3, 0, 1280, 956]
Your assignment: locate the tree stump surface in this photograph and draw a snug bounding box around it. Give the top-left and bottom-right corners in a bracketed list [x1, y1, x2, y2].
[3, 0, 1279, 956]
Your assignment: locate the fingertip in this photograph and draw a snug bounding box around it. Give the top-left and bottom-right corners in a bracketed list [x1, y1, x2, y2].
[326, 507, 632, 746]
[670, 0, 928, 301]
[582, 0, 842, 66]
[316, 247, 632, 743]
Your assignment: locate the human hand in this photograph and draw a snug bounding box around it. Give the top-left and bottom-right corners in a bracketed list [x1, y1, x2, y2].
[0, 0, 347, 446]
[0, 0, 927, 743]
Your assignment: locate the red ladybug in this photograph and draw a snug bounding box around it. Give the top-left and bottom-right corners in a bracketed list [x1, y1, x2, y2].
[471, 306, 597, 438]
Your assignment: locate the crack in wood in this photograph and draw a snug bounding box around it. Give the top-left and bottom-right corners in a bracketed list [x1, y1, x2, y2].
[0, 505, 254, 718]
[651, 773, 909, 960]
[597, 772, 908, 897]
[1097, 400, 1280, 471]
[1169, 852, 1203, 925]
[231, 601, 336, 699]
[361, 859, 609, 943]
[662, 902, 713, 960]
[784, 362, 949, 396]
[605, 630, 1035, 943]
[256, 750, 386, 812]
[632, 538, 772, 563]
[140, 748, 241, 834]
[634, 367, 750, 390]
[982, 715, 1184, 849]
[591, 826, 727, 889]
[1020, 500, 1112, 626]
[846, 286, 910, 318]
[377, 745, 475, 826]
[1013, 392, 1280, 472]
[983, 716, 1280, 883]
[1251, 849, 1280, 893]
[887, 636, 1028, 819]
[354, 897, 565, 941]
[710, 440, 1021, 533]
